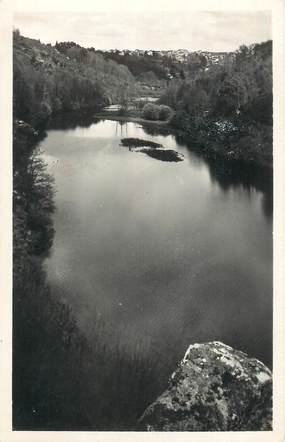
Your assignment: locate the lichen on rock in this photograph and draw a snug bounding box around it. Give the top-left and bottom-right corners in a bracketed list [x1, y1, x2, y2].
[139, 341, 272, 431]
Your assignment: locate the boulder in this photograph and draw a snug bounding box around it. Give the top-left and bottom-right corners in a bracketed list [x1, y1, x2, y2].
[139, 341, 272, 431]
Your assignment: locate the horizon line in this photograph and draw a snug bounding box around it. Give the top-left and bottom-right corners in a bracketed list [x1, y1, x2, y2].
[15, 30, 271, 54]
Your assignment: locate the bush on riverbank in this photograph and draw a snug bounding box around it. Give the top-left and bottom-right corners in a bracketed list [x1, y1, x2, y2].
[142, 103, 172, 121]
[159, 105, 173, 121]
[169, 111, 272, 168]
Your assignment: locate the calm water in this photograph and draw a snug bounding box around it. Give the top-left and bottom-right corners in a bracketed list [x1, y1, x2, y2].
[40, 119, 272, 371]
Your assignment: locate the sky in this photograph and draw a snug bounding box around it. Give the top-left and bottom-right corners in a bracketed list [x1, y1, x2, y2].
[13, 10, 271, 52]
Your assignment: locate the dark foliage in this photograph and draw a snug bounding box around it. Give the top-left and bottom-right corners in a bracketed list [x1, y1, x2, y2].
[102, 51, 169, 79]
[139, 148, 184, 162]
[169, 112, 272, 168]
[13, 31, 134, 128]
[160, 42, 272, 168]
[121, 138, 183, 162]
[161, 41, 272, 125]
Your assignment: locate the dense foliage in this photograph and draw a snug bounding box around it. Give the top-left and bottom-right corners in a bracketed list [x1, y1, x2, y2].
[161, 41, 272, 124]
[101, 51, 169, 80]
[159, 41, 272, 167]
[13, 31, 134, 128]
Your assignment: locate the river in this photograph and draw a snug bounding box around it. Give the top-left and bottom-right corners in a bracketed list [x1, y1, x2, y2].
[39, 117, 272, 378]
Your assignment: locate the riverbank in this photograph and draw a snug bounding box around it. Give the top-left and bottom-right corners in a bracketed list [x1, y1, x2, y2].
[94, 109, 273, 172]
[13, 116, 273, 430]
[169, 113, 273, 170]
[94, 110, 169, 126]
[16, 105, 272, 175]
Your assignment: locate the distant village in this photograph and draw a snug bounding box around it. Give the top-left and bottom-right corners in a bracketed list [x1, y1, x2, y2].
[105, 48, 233, 65]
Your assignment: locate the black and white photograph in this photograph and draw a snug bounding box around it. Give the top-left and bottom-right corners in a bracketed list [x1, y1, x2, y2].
[1, 0, 285, 439]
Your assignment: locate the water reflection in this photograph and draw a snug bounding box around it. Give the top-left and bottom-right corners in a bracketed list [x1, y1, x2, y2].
[141, 122, 273, 219]
[47, 110, 101, 130]
[115, 121, 129, 137]
[41, 118, 272, 369]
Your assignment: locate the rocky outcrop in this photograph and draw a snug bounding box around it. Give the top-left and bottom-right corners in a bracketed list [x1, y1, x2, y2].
[139, 341, 272, 431]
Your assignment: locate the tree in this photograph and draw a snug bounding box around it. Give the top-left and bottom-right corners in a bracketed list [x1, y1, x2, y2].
[180, 69, 185, 80]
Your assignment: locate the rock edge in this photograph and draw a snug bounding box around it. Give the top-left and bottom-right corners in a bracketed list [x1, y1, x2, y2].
[139, 341, 272, 431]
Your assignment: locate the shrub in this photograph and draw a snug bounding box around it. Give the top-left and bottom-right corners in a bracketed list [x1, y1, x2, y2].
[117, 105, 129, 116]
[159, 105, 172, 121]
[169, 110, 191, 132]
[142, 103, 172, 121]
[142, 103, 160, 120]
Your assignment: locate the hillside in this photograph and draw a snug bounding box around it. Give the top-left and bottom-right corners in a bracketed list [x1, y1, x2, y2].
[13, 31, 135, 127]
[158, 41, 273, 168]
[13, 32, 240, 129]
[99, 48, 233, 78]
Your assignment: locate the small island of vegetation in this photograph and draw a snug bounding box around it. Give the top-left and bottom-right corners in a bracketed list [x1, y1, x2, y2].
[121, 138, 184, 162]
